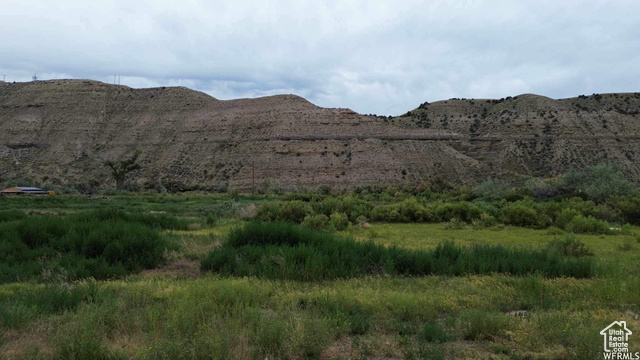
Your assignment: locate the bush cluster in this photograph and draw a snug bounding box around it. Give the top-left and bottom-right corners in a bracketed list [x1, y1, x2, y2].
[0, 210, 180, 283]
[525, 163, 635, 202]
[545, 235, 594, 257]
[255, 192, 636, 234]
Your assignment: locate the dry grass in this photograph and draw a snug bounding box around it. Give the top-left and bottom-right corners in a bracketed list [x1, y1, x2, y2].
[1, 321, 52, 359]
[139, 259, 201, 278]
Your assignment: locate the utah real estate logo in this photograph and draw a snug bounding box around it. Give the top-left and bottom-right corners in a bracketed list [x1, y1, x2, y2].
[601, 321, 639, 359]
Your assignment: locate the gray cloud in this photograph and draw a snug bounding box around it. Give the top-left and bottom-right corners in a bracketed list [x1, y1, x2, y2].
[1, 0, 639, 115]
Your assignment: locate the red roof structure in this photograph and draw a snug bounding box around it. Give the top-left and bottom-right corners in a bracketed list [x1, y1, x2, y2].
[1, 187, 48, 196]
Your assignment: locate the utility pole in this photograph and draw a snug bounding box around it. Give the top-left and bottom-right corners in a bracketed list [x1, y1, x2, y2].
[252, 159, 255, 193]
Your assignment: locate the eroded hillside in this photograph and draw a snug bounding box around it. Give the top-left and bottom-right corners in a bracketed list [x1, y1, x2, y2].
[1, 80, 639, 190]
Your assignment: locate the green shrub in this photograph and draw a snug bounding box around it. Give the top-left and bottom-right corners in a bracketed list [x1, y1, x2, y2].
[545, 235, 594, 257]
[526, 178, 563, 199]
[562, 197, 597, 217]
[535, 201, 564, 222]
[205, 213, 218, 226]
[298, 317, 333, 359]
[73, 209, 189, 230]
[370, 206, 397, 222]
[607, 195, 640, 225]
[418, 322, 450, 343]
[546, 227, 566, 235]
[121, 180, 142, 192]
[49, 308, 115, 360]
[474, 178, 510, 200]
[0, 211, 177, 283]
[562, 163, 635, 202]
[537, 213, 553, 229]
[565, 215, 611, 234]
[301, 214, 330, 231]
[434, 202, 481, 222]
[348, 311, 371, 335]
[370, 198, 433, 223]
[70, 179, 102, 195]
[501, 202, 549, 228]
[0, 281, 110, 329]
[443, 218, 466, 230]
[457, 310, 512, 341]
[256, 201, 313, 223]
[618, 239, 635, 252]
[471, 213, 497, 229]
[253, 316, 287, 359]
[395, 198, 433, 222]
[505, 187, 532, 202]
[100, 188, 118, 196]
[204, 201, 239, 225]
[254, 191, 640, 231]
[329, 212, 349, 231]
[595, 204, 623, 223]
[312, 196, 373, 222]
[555, 208, 582, 229]
[356, 215, 369, 224]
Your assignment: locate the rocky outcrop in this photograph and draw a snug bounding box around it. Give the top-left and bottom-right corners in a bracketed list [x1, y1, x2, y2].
[1, 80, 639, 190]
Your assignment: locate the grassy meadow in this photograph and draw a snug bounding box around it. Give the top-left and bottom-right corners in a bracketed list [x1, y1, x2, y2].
[1, 184, 640, 359]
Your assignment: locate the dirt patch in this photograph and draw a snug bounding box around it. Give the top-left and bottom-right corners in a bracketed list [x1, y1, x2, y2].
[140, 259, 201, 278]
[104, 332, 147, 357]
[1, 323, 52, 359]
[321, 335, 403, 360]
[321, 336, 355, 359]
[236, 203, 257, 219]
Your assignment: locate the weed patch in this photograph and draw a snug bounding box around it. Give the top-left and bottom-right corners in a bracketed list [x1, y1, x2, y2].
[201, 222, 596, 280]
[545, 234, 594, 257]
[0, 210, 180, 283]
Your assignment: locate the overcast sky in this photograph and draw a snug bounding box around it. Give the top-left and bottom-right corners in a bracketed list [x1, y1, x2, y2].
[1, 1, 639, 115]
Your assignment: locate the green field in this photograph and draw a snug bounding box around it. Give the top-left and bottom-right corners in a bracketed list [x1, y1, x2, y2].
[1, 192, 639, 360]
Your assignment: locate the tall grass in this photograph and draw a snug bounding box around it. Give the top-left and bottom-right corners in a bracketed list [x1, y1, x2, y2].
[71, 208, 190, 230]
[0, 210, 181, 283]
[0, 209, 27, 222]
[201, 222, 595, 280]
[0, 281, 110, 328]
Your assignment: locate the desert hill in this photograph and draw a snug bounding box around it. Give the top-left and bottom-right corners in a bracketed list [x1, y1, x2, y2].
[1, 79, 639, 190]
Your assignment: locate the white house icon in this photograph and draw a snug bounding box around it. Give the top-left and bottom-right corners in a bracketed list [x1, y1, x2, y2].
[600, 321, 633, 352]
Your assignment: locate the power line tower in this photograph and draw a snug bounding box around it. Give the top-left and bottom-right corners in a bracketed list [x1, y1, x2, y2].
[32, 73, 38, 81]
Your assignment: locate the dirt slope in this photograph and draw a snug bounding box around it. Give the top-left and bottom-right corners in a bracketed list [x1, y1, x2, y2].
[1, 80, 639, 190]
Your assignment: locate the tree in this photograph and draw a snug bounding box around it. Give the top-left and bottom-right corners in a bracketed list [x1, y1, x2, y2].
[104, 150, 142, 190]
[561, 162, 635, 202]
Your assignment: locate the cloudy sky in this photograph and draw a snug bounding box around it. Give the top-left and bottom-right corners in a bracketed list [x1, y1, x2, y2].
[1, 0, 639, 115]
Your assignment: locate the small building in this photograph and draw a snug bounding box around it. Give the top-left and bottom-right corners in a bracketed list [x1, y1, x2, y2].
[0, 187, 49, 196]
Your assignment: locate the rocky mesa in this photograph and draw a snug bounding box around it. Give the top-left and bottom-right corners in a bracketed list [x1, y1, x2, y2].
[1, 79, 640, 190]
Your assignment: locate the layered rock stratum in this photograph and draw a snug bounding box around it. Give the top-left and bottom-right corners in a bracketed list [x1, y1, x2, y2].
[1, 80, 639, 190]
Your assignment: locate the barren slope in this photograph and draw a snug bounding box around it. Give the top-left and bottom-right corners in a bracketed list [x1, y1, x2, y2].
[1, 80, 639, 190]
